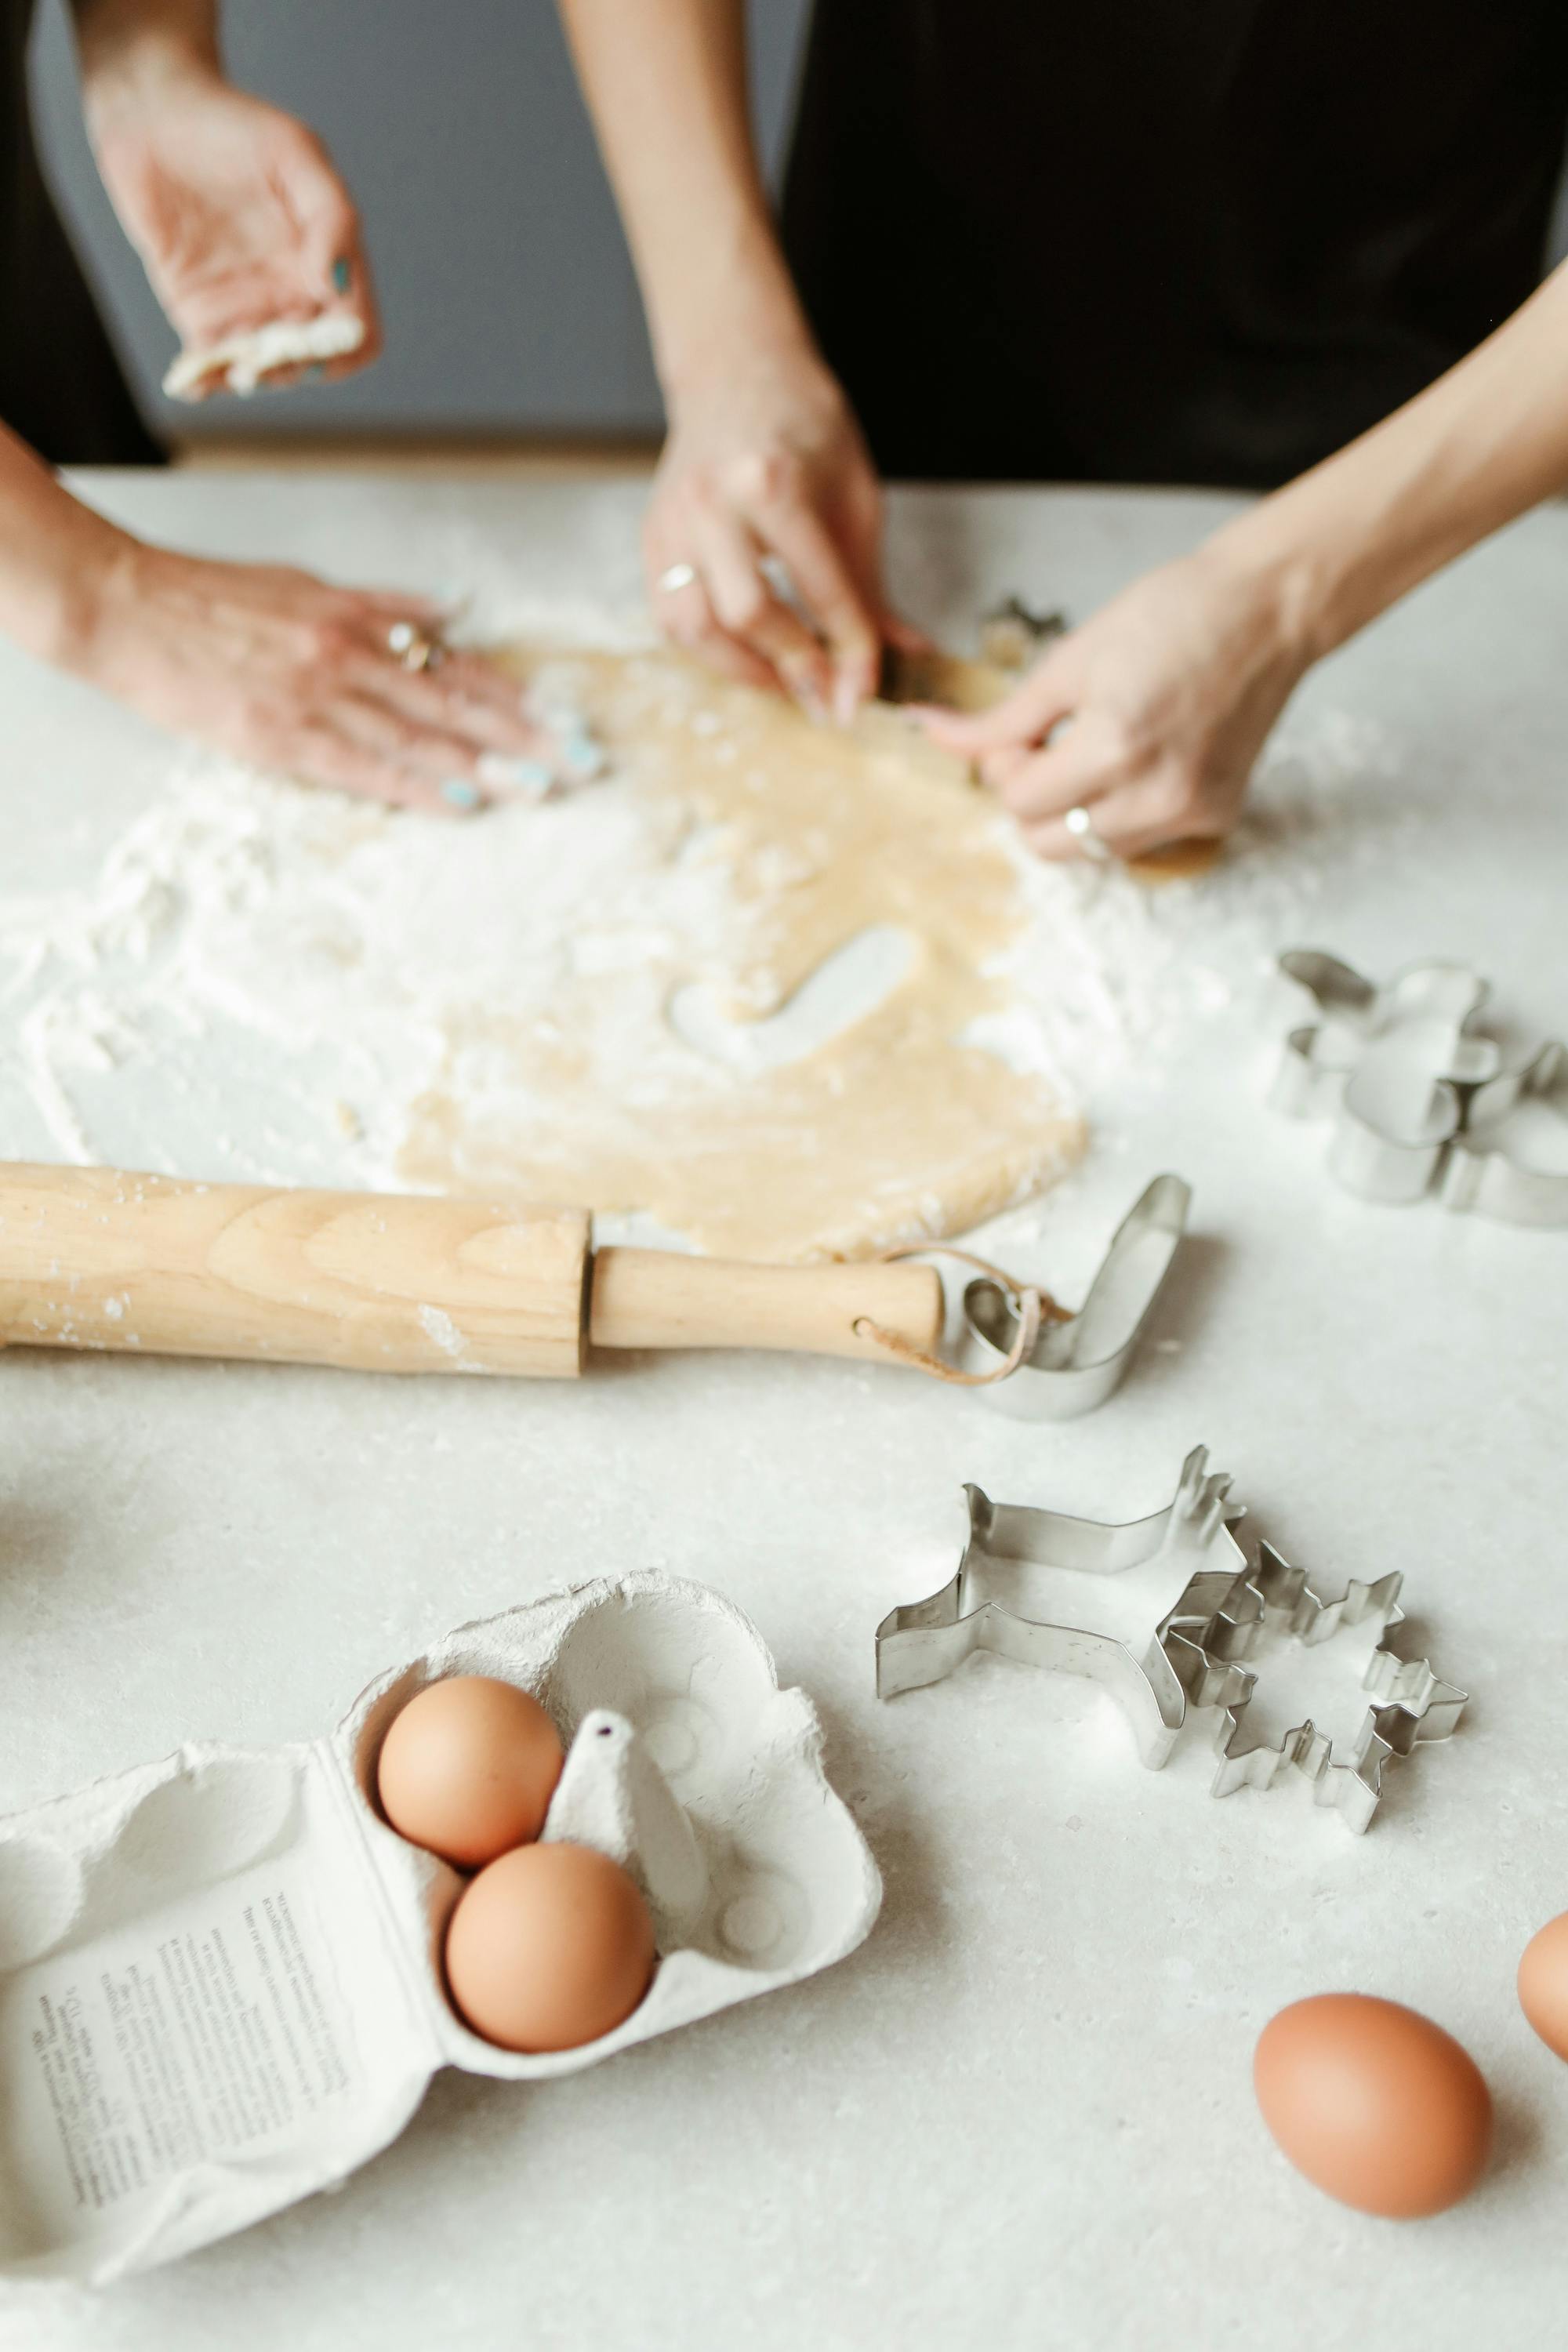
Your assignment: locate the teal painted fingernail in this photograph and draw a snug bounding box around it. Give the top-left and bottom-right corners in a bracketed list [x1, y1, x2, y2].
[440, 777, 483, 813]
[562, 729, 606, 779]
[332, 256, 352, 294]
[478, 754, 555, 800]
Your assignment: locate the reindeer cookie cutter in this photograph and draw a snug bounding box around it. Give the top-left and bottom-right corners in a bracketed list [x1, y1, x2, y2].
[875, 1447, 1465, 1831]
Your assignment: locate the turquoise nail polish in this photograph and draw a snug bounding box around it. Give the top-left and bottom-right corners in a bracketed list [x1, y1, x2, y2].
[332, 257, 352, 294]
[441, 777, 483, 813]
[562, 731, 606, 779]
[478, 753, 555, 799]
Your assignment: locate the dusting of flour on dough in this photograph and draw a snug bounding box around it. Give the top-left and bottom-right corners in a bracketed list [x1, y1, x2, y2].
[0, 634, 1408, 1261]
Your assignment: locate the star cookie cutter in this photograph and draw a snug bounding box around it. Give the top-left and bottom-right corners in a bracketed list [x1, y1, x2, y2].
[1272, 949, 1506, 1205]
[956, 1174, 1190, 1418]
[1210, 1541, 1468, 1833]
[874, 1446, 1257, 1767]
[1439, 1040, 1568, 1228]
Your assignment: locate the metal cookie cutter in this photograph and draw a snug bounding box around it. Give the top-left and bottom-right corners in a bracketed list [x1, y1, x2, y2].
[877, 1456, 1467, 1829]
[1272, 949, 1504, 1205]
[1211, 1541, 1467, 1833]
[875, 1446, 1257, 1767]
[956, 1174, 1189, 1418]
[1439, 1040, 1568, 1227]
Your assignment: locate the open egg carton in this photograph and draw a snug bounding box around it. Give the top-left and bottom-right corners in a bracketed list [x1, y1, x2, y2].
[0, 1572, 880, 2283]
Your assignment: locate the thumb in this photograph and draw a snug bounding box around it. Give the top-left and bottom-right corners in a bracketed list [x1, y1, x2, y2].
[915, 649, 1080, 753]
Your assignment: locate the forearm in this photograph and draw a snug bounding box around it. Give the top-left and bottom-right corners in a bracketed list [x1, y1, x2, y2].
[70, 0, 219, 107]
[1213, 260, 1568, 659]
[0, 423, 125, 670]
[557, 0, 814, 396]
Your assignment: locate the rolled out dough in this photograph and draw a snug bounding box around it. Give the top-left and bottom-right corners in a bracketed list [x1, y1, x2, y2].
[399, 647, 1084, 1261]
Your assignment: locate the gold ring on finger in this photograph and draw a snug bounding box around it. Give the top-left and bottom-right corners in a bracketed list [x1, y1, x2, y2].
[1064, 804, 1116, 864]
[387, 619, 445, 673]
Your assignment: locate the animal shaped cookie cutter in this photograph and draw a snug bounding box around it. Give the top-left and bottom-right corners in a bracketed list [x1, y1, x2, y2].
[877, 1450, 1466, 1829]
[956, 1173, 1189, 1417]
[875, 1446, 1256, 1766]
[1272, 949, 1504, 1205]
[1272, 948, 1567, 1221]
[1439, 1040, 1568, 1228]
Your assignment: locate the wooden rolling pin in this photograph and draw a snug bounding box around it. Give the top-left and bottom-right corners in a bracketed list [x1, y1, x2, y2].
[0, 1164, 943, 1378]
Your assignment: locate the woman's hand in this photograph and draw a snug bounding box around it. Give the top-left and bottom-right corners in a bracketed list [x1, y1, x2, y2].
[922, 546, 1312, 860]
[70, 534, 562, 815]
[85, 54, 378, 394]
[647, 345, 913, 720]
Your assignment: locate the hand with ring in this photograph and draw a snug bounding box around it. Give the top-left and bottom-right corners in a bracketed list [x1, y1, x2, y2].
[919, 545, 1313, 860]
[64, 529, 568, 815]
[643, 344, 926, 721]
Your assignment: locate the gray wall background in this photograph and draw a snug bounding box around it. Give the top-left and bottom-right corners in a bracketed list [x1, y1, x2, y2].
[28, 0, 811, 441]
[28, 2, 1568, 448]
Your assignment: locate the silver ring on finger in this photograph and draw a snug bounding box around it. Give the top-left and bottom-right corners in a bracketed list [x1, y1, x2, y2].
[655, 562, 700, 597]
[1064, 804, 1116, 864]
[387, 619, 445, 673]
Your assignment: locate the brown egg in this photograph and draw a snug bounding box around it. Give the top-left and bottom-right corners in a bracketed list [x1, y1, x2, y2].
[445, 1841, 656, 2053]
[376, 1675, 563, 1870]
[1518, 1911, 1568, 2059]
[1254, 1994, 1491, 2218]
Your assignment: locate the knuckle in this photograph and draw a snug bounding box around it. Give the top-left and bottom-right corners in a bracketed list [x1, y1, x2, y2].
[303, 615, 352, 670]
[722, 581, 770, 633]
[727, 448, 801, 507]
[670, 608, 713, 653]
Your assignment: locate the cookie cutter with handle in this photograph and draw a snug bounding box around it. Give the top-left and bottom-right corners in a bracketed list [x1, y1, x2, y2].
[955, 1173, 1189, 1417]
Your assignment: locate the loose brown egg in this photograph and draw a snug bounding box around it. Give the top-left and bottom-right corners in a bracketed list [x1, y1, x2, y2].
[376, 1675, 563, 1870]
[445, 1840, 656, 2052]
[1518, 1911, 1568, 2059]
[1254, 1994, 1491, 2218]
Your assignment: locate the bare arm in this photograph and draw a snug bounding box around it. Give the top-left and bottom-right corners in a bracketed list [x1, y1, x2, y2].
[560, 0, 899, 714]
[558, 0, 802, 394]
[1222, 259, 1568, 658]
[929, 261, 1568, 859]
[70, 0, 220, 87]
[0, 423, 122, 670]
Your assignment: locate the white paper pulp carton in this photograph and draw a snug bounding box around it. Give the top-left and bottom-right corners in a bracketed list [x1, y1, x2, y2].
[0, 1572, 881, 2282]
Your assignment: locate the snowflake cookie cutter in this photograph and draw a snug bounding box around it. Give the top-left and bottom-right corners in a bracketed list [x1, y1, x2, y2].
[877, 1451, 1466, 1830]
[1210, 1541, 1468, 1833]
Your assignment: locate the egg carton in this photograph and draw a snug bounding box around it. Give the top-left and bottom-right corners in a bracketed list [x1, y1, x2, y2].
[0, 1573, 880, 2285]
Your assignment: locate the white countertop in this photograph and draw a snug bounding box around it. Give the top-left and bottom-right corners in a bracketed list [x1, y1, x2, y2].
[1, 474, 1565, 2350]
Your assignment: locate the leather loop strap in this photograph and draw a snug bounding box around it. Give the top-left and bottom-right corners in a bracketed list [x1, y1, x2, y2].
[854, 1243, 1070, 1385]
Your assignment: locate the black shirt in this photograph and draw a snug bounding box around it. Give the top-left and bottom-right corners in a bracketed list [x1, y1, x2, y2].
[2, 0, 161, 463]
[781, 0, 1568, 488]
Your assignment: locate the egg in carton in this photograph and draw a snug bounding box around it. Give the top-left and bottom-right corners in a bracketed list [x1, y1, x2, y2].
[0, 1572, 880, 2284]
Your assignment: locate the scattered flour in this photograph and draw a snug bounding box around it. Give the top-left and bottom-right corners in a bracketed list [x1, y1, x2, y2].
[0, 670, 1412, 1239]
